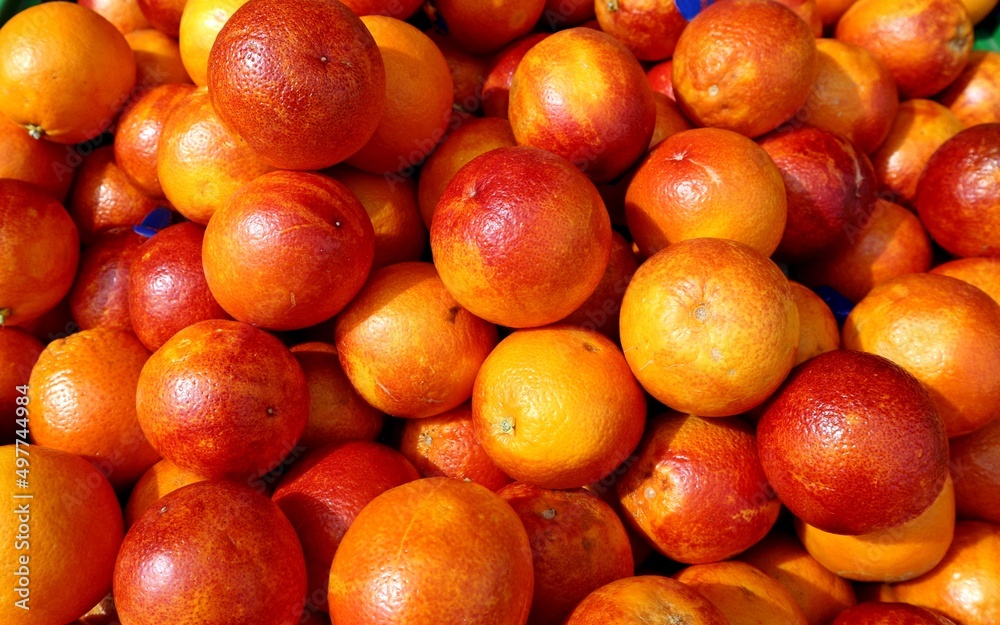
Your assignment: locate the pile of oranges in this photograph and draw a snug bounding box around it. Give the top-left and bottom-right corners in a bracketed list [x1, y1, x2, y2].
[1, 0, 999, 622]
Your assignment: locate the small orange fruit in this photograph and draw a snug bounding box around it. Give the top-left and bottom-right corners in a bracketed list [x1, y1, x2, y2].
[938, 51, 1000, 126]
[0, 179, 80, 326]
[157, 87, 274, 224]
[80, 0, 151, 34]
[499, 483, 634, 625]
[328, 477, 535, 625]
[509, 27, 656, 183]
[931, 256, 1000, 304]
[481, 33, 549, 119]
[208, 0, 385, 170]
[648, 92, 693, 149]
[796, 474, 956, 582]
[843, 272, 1000, 437]
[345, 17, 452, 175]
[560, 231, 638, 341]
[123, 458, 208, 527]
[135, 319, 309, 479]
[473, 325, 646, 489]
[0, 445, 123, 625]
[431, 0, 545, 55]
[68, 228, 145, 331]
[835, 0, 973, 99]
[29, 327, 159, 489]
[0, 2, 136, 144]
[890, 521, 1000, 625]
[178, 0, 249, 86]
[426, 31, 491, 114]
[789, 282, 840, 365]
[619, 238, 799, 417]
[793, 199, 933, 304]
[135, 0, 186, 37]
[758, 349, 950, 535]
[626, 128, 788, 258]
[0, 327, 43, 443]
[67, 145, 159, 244]
[272, 441, 420, 612]
[289, 342, 385, 449]
[617, 412, 781, 564]
[564, 576, 729, 625]
[672, 0, 818, 138]
[326, 164, 426, 269]
[738, 531, 857, 625]
[799, 38, 899, 155]
[674, 561, 809, 625]
[114, 481, 307, 625]
[430, 146, 612, 328]
[594, 0, 696, 62]
[950, 418, 1000, 524]
[334, 262, 497, 419]
[124, 28, 193, 92]
[202, 170, 375, 330]
[399, 403, 512, 491]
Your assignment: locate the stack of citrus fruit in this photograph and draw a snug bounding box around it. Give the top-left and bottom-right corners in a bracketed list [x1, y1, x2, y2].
[2, 0, 1000, 622]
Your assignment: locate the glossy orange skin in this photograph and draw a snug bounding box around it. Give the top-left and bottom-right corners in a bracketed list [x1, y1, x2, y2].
[916, 124, 1000, 259]
[0, 114, 76, 201]
[135, 0, 185, 36]
[340, 0, 422, 18]
[0, 446, 123, 625]
[328, 477, 534, 625]
[69, 228, 144, 331]
[891, 521, 1000, 625]
[594, 0, 700, 61]
[759, 126, 877, 263]
[272, 441, 420, 612]
[675, 561, 809, 625]
[125, 28, 193, 92]
[758, 349, 949, 535]
[950, 418, 1000, 523]
[794, 200, 932, 303]
[399, 403, 512, 491]
[289, 342, 385, 449]
[29, 327, 159, 489]
[619, 238, 799, 417]
[845, 273, 1000, 437]
[115, 481, 307, 625]
[128, 222, 231, 351]
[618, 413, 781, 564]
[800, 39, 899, 155]
[431, 146, 612, 328]
[672, 0, 818, 138]
[565, 576, 728, 625]
[789, 282, 840, 366]
[776, 0, 823, 36]
[67, 145, 159, 244]
[481, 33, 549, 119]
[80, 0, 151, 33]
[473, 326, 647, 489]
[646, 60, 674, 100]
[208, 0, 384, 170]
[325, 164, 426, 269]
[648, 93, 694, 149]
[157, 87, 274, 224]
[836, 0, 972, 99]
[834, 603, 958, 625]
[561, 231, 638, 341]
[932, 256, 1000, 303]
[870, 99, 964, 207]
[432, 0, 545, 55]
[335, 262, 496, 418]
[939, 52, 1000, 126]
[114, 83, 195, 198]
[135, 319, 309, 479]
[509, 28, 655, 183]
[0, 2, 136, 145]
[203, 170, 375, 330]
[738, 531, 857, 625]
[626, 128, 787, 258]
[0, 328, 43, 443]
[0, 180, 79, 326]
[416, 117, 516, 227]
[499, 483, 633, 625]
[123, 458, 207, 527]
[796, 474, 956, 583]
